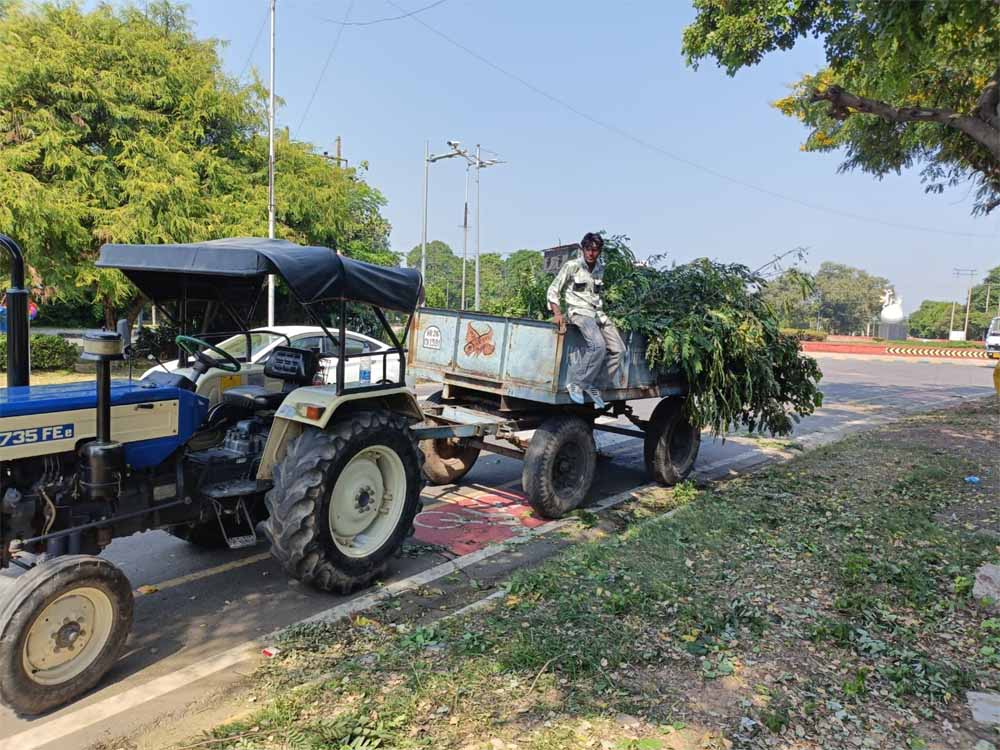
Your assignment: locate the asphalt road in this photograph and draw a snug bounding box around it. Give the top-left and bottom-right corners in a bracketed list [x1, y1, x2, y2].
[0, 354, 993, 748]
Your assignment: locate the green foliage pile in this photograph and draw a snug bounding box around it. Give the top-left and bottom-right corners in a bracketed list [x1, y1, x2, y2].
[0, 335, 79, 370]
[601, 238, 823, 436]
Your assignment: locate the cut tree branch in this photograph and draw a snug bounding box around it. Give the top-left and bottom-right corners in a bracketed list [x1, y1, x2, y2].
[810, 84, 1000, 161]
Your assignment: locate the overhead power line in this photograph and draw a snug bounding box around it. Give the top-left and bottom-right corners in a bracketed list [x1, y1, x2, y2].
[238, 5, 269, 80]
[387, 0, 995, 240]
[291, 0, 448, 27]
[297, 0, 356, 132]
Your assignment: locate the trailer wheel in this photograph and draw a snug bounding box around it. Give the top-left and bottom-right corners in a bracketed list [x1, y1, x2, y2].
[522, 416, 596, 519]
[264, 411, 424, 594]
[420, 391, 480, 485]
[644, 397, 701, 485]
[0, 555, 133, 716]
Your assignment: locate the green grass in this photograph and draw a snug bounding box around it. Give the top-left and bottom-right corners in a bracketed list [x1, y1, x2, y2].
[190, 400, 998, 750]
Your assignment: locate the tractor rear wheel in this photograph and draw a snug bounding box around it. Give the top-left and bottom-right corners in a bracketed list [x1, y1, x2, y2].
[264, 411, 424, 594]
[643, 397, 701, 485]
[522, 416, 596, 519]
[0, 555, 133, 715]
[420, 391, 480, 485]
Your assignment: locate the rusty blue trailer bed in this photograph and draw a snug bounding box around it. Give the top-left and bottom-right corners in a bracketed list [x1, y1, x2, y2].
[407, 308, 685, 406]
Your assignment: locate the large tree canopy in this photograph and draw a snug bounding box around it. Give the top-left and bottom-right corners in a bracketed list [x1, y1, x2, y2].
[0, 1, 392, 324]
[683, 0, 1000, 215]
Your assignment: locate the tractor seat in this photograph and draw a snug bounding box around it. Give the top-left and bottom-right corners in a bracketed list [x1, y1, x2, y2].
[222, 386, 286, 411]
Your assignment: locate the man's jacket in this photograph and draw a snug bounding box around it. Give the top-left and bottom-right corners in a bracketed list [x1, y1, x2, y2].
[546, 250, 607, 323]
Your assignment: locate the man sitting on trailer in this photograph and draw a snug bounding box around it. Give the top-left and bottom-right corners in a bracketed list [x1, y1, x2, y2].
[547, 232, 625, 408]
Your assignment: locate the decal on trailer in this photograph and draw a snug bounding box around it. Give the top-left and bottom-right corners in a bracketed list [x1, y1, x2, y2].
[464, 323, 496, 358]
[0, 423, 75, 447]
[422, 325, 442, 351]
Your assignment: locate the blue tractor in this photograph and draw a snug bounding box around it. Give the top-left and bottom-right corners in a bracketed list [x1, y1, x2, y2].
[0, 236, 426, 715]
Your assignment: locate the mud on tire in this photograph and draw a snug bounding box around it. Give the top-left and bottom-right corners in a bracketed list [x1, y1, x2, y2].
[420, 391, 480, 485]
[264, 411, 425, 594]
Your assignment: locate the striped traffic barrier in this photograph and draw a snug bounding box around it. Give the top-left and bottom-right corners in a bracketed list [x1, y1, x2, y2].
[885, 346, 990, 359]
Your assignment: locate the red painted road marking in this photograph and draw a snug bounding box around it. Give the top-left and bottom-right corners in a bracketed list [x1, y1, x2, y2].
[413, 490, 544, 555]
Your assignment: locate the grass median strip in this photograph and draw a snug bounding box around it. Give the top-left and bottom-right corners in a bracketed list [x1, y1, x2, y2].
[183, 400, 998, 750]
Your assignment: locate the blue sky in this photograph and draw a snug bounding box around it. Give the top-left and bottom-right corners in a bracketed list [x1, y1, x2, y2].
[121, 1, 1000, 309]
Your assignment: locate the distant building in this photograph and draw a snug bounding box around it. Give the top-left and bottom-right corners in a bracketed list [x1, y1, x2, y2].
[542, 243, 579, 274]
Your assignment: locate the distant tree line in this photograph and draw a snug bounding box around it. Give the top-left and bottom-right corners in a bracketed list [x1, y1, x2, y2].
[765, 264, 1000, 340]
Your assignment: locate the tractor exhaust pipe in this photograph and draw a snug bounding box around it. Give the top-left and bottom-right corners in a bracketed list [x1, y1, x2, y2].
[0, 234, 30, 387]
[79, 332, 125, 501]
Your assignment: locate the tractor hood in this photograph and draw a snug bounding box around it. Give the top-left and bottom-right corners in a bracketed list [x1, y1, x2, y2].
[97, 237, 423, 313]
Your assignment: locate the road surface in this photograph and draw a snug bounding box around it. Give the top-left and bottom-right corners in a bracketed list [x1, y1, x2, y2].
[0, 354, 993, 749]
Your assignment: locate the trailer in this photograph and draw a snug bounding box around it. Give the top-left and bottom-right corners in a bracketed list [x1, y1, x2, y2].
[408, 308, 701, 518]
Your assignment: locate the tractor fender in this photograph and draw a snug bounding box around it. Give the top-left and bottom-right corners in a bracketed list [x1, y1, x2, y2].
[256, 386, 423, 480]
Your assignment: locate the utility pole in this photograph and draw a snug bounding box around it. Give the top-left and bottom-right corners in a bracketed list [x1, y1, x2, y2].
[322, 136, 347, 168]
[473, 145, 503, 311]
[953, 268, 976, 339]
[266, 0, 276, 327]
[985, 283, 991, 313]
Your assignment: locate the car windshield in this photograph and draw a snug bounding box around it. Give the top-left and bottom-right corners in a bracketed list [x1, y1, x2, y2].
[210, 332, 283, 360]
[989, 318, 1000, 336]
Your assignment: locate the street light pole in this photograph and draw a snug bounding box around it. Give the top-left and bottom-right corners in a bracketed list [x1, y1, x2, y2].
[266, 0, 277, 327]
[472, 145, 503, 311]
[461, 163, 470, 310]
[475, 144, 481, 311]
[420, 140, 429, 283]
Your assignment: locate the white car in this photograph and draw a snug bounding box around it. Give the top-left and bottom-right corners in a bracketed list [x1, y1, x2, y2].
[986, 317, 1000, 359]
[141, 325, 401, 404]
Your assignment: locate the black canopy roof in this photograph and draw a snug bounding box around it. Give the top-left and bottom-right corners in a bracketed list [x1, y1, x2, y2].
[96, 237, 422, 313]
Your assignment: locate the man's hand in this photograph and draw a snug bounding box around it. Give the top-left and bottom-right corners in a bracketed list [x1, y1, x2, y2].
[552, 309, 566, 333]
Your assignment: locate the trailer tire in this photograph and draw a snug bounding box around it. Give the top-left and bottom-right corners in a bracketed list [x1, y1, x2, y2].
[420, 391, 481, 485]
[644, 397, 700, 485]
[264, 411, 424, 594]
[0, 555, 133, 716]
[523, 416, 596, 519]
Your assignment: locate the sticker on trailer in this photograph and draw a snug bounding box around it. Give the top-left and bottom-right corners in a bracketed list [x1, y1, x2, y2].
[422, 326, 442, 350]
[0, 423, 75, 447]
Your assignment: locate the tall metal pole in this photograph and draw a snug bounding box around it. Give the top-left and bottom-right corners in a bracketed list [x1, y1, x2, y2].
[420, 140, 429, 284]
[474, 144, 481, 311]
[963, 283, 974, 338]
[266, 0, 277, 327]
[461, 164, 470, 310]
[949, 301, 957, 332]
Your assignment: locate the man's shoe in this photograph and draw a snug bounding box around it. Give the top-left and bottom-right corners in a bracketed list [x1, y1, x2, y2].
[586, 387, 607, 409]
[567, 383, 585, 405]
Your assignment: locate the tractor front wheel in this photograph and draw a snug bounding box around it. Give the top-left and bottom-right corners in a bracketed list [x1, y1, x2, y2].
[0, 555, 133, 715]
[264, 411, 424, 594]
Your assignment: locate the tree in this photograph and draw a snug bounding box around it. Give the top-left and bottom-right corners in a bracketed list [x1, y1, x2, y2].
[0, 1, 391, 326]
[908, 301, 955, 339]
[498, 249, 551, 318]
[812, 262, 889, 335]
[763, 269, 818, 329]
[406, 241, 461, 308]
[683, 1, 1000, 215]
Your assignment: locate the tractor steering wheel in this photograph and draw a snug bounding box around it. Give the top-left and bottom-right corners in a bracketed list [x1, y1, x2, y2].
[175, 335, 242, 374]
